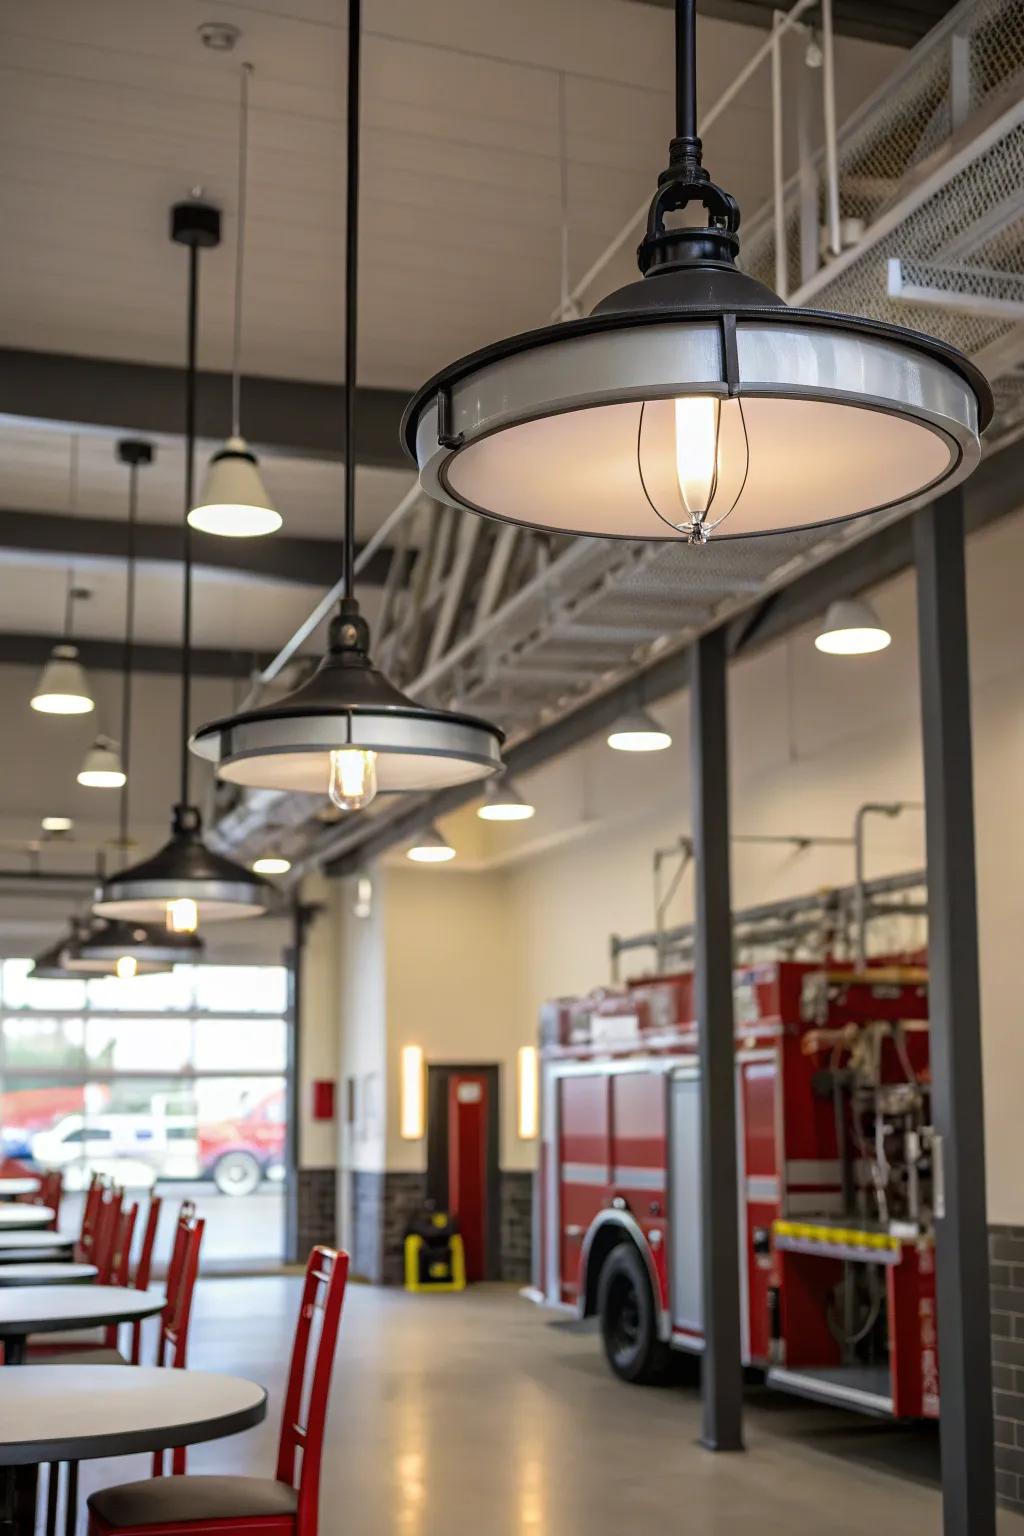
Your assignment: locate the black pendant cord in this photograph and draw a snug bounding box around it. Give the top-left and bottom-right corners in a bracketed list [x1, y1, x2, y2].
[181, 239, 199, 810]
[676, 0, 698, 142]
[342, 0, 361, 604]
[119, 462, 139, 861]
[62, 569, 77, 640]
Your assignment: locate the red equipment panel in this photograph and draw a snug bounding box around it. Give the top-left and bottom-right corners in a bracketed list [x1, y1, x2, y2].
[739, 1059, 779, 1364]
[559, 1074, 609, 1303]
[610, 1071, 668, 1301]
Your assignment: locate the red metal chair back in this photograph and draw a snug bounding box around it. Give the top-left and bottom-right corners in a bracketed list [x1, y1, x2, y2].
[129, 1196, 162, 1365]
[101, 1201, 138, 1349]
[92, 1187, 126, 1284]
[152, 1203, 204, 1477]
[36, 1169, 63, 1229]
[76, 1173, 107, 1262]
[275, 1246, 350, 1535]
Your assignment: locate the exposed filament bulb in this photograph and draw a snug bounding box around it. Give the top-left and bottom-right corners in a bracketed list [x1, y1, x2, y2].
[673, 396, 720, 523]
[167, 897, 199, 934]
[116, 954, 138, 979]
[329, 748, 378, 813]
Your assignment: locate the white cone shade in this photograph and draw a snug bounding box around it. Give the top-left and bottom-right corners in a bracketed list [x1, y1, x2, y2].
[189, 436, 282, 538]
[407, 825, 456, 863]
[252, 856, 291, 875]
[607, 708, 672, 752]
[31, 644, 95, 714]
[477, 779, 536, 821]
[77, 737, 126, 788]
[815, 597, 892, 656]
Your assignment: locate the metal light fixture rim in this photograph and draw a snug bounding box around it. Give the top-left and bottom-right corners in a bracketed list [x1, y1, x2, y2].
[92, 822, 272, 920]
[402, 301, 993, 458]
[191, 698, 505, 754]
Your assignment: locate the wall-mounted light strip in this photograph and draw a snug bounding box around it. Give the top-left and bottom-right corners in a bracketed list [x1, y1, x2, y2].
[517, 1044, 539, 1140]
[400, 1044, 425, 1140]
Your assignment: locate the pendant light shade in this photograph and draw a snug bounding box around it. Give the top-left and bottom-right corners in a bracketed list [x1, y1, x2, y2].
[190, 2, 503, 804]
[31, 644, 95, 715]
[477, 778, 536, 821]
[29, 935, 78, 980]
[94, 804, 269, 926]
[607, 708, 672, 752]
[77, 736, 126, 789]
[403, 5, 989, 544]
[407, 824, 456, 863]
[190, 437, 281, 537]
[63, 916, 202, 973]
[814, 597, 892, 656]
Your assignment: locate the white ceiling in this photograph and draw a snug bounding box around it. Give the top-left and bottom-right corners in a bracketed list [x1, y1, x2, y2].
[0, 0, 902, 947]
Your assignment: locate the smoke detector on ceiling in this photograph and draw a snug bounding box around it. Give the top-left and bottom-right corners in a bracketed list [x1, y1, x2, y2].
[198, 21, 241, 51]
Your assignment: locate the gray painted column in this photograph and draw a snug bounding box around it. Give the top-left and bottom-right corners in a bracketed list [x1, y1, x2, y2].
[914, 491, 995, 1534]
[690, 627, 744, 1452]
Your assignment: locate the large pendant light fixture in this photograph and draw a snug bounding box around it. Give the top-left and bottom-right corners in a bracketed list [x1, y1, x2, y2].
[94, 208, 271, 931]
[190, 62, 280, 539]
[31, 578, 95, 714]
[190, 0, 503, 805]
[403, 0, 990, 544]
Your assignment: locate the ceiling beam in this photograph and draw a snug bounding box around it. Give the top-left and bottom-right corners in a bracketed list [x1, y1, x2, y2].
[0, 348, 411, 471]
[632, 0, 956, 47]
[0, 509, 394, 588]
[0, 632, 286, 679]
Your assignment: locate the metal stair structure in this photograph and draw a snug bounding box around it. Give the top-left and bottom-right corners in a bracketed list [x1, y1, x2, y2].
[210, 0, 1024, 874]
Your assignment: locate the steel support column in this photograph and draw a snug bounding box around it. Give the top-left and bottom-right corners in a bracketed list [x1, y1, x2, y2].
[914, 491, 995, 1535]
[691, 627, 744, 1452]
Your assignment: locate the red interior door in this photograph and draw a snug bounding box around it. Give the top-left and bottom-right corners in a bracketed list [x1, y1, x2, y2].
[448, 1074, 489, 1282]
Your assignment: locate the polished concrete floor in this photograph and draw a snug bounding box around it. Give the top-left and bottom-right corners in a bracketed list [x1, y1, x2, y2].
[73, 1278, 1024, 1535]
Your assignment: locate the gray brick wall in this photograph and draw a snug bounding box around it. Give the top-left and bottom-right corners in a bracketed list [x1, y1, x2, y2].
[295, 1167, 337, 1257]
[991, 1225, 1024, 1512]
[500, 1170, 534, 1283]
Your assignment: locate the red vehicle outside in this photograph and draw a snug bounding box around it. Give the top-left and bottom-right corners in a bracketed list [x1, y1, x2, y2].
[198, 1088, 286, 1196]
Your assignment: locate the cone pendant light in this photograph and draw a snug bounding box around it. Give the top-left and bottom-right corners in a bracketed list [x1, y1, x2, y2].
[403, 0, 990, 544]
[95, 210, 270, 931]
[190, 0, 503, 804]
[31, 580, 95, 714]
[190, 62, 280, 538]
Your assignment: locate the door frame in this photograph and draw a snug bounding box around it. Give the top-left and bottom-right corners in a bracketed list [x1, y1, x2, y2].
[426, 1063, 501, 1282]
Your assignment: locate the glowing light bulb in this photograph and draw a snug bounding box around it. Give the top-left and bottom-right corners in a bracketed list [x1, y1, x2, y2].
[674, 397, 720, 519]
[328, 748, 378, 812]
[166, 898, 199, 934]
[116, 955, 137, 980]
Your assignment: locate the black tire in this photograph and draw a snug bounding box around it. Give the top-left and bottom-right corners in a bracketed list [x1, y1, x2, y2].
[597, 1242, 673, 1385]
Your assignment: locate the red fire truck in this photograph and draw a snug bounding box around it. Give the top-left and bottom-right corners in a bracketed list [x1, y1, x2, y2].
[534, 960, 938, 1419]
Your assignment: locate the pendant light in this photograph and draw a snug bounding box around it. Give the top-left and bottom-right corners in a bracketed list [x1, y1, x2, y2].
[94, 208, 271, 932]
[190, 0, 503, 803]
[407, 825, 456, 864]
[607, 708, 672, 752]
[814, 597, 891, 655]
[477, 778, 536, 821]
[31, 578, 95, 714]
[77, 736, 125, 789]
[190, 63, 280, 539]
[29, 933, 80, 981]
[403, 0, 990, 544]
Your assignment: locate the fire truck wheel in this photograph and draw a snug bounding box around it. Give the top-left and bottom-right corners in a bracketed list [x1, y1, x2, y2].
[597, 1243, 672, 1385]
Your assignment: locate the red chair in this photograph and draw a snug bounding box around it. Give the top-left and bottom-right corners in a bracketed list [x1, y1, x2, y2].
[36, 1168, 63, 1229]
[93, 1186, 127, 1284]
[87, 1246, 350, 1536]
[129, 1195, 162, 1365]
[150, 1204, 205, 1475]
[76, 1172, 108, 1263]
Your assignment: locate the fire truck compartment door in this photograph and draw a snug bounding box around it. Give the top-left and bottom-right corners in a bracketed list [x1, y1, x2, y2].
[669, 1074, 703, 1332]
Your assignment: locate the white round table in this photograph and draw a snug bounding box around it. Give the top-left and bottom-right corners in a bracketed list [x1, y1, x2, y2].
[0, 1285, 165, 1364]
[0, 1365, 267, 1534]
[0, 1231, 74, 1260]
[0, 1206, 55, 1231]
[0, 1178, 40, 1199]
[0, 1262, 96, 1288]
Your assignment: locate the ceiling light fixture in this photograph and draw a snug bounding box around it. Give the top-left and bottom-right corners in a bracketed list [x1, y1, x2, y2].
[406, 825, 456, 864]
[31, 579, 95, 714]
[77, 735, 126, 789]
[190, 0, 503, 804]
[252, 856, 291, 876]
[814, 597, 892, 656]
[190, 62, 280, 538]
[607, 708, 673, 752]
[403, 0, 989, 544]
[63, 916, 201, 975]
[94, 208, 271, 933]
[28, 934, 79, 981]
[41, 816, 73, 835]
[477, 778, 536, 822]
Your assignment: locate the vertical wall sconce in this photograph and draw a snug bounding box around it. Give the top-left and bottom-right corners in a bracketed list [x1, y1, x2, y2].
[517, 1045, 539, 1140]
[400, 1044, 425, 1140]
